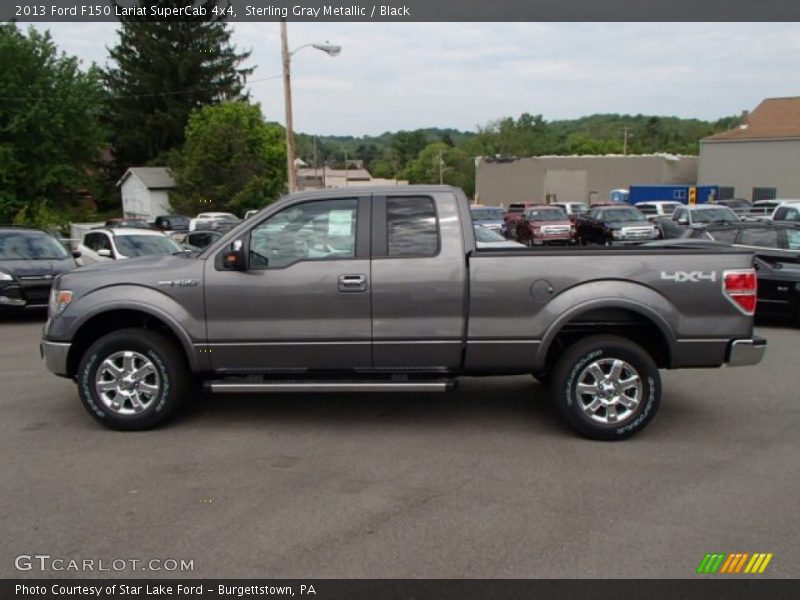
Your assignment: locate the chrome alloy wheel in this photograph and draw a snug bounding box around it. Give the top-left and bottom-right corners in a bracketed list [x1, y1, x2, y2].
[94, 351, 161, 415]
[575, 358, 642, 424]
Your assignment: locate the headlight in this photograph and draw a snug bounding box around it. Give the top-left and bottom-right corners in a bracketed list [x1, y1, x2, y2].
[0, 271, 13, 282]
[612, 230, 625, 239]
[48, 285, 73, 317]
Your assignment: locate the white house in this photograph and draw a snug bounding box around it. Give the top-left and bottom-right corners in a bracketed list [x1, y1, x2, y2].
[117, 167, 176, 220]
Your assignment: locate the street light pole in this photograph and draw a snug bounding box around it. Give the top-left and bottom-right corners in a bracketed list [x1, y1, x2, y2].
[281, 20, 297, 193]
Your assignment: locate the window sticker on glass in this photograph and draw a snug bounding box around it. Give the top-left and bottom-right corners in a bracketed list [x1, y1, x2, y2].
[328, 210, 354, 236]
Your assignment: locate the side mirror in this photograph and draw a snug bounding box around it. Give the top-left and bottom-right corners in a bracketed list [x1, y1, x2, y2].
[224, 239, 247, 270]
[677, 218, 689, 225]
[97, 249, 112, 258]
[71, 250, 82, 259]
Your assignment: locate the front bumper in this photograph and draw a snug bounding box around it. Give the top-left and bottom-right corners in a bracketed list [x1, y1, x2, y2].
[727, 337, 767, 367]
[40, 340, 71, 377]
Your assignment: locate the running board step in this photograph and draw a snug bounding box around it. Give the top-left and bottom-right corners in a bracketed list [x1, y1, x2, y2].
[206, 379, 457, 394]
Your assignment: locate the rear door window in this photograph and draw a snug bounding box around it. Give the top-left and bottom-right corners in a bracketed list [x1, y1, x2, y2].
[783, 228, 800, 251]
[387, 197, 439, 257]
[707, 229, 739, 244]
[737, 228, 780, 248]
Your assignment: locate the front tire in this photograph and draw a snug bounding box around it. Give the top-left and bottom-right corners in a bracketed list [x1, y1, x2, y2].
[551, 335, 661, 440]
[77, 328, 189, 430]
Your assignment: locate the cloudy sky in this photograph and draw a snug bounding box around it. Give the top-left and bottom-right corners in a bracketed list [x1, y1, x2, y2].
[32, 22, 800, 136]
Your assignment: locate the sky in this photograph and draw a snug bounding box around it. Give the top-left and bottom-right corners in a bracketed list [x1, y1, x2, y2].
[31, 22, 800, 137]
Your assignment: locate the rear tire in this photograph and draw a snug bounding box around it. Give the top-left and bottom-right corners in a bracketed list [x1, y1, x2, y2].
[77, 328, 189, 430]
[551, 335, 661, 440]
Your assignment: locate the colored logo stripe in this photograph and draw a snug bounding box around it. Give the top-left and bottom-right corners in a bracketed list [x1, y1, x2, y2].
[697, 553, 773, 574]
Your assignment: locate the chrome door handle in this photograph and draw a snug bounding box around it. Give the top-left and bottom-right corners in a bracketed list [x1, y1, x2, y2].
[338, 274, 367, 292]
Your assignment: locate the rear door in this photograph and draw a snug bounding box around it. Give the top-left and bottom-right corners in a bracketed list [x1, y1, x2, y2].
[370, 191, 467, 370]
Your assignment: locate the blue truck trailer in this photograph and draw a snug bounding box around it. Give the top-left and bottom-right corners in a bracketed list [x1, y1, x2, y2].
[627, 185, 719, 205]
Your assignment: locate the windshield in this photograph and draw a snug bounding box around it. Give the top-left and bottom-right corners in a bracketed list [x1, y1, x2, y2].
[693, 207, 739, 223]
[114, 234, 183, 257]
[471, 208, 505, 220]
[527, 209, 568, 221]
[0, 231, 70, 260]
[474, 226, 506, 243]
[597, 208, 646, 222]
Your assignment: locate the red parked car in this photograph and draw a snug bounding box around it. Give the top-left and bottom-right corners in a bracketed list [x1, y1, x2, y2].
[504, 202, 543, 238]
[514, 206, 576, 246]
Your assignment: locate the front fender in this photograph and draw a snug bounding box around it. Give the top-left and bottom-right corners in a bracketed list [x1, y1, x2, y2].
[48, 284, 206, 372]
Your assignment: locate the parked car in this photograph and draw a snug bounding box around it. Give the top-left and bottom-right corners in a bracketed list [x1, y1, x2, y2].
[551, 202, 589, 219]
[0, 227, 78, 312]
[153, 215, 191, 232]
[575, 205, 658, 245]
[514, 206, 576, 246]
[182, 230, 224, 251]
[207, 216, 243, 233]
[470, 206, 507, 235]
[76, 228, 184, 266]
[686, 222, 800, 324]
[710, 198, 751, 216]
[104, 218, 151, 229]
[41, 185, 764, 440]
[189, 212, 241, 231]
[686, 221, 800, 252]
[769, 200, 800, 223]
[473, 225, 524, 249]
[635, 201, 683, 220]
[503, 202, 541, 238]
[747, 200, 782, 220]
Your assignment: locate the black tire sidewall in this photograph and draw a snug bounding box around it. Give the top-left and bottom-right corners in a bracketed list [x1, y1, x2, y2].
[554, 337, 661, 440]
[77, 329, 185, 430]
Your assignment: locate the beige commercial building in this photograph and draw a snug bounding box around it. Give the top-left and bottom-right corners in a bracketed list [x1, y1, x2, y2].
[475, 154, 698, 206]
[297, 165, 408, 190]
[699, 97, 800, 201]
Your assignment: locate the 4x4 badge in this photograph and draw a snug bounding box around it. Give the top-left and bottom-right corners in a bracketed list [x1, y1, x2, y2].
[660, 271, 717, 283]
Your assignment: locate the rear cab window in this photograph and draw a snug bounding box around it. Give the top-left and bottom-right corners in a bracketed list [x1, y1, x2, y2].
[386, 196, 439, 257]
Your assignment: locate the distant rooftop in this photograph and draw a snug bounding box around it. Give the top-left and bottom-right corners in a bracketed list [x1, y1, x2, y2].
[703, 97, 800, 142]
[116, 167, 176, 189]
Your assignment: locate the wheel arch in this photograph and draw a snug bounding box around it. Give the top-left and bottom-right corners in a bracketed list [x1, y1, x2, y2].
[536, 299, 676, 372]
[66, 304, 201, 378]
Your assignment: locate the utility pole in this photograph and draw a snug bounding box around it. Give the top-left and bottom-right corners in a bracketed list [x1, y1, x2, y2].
[281, 20, 297, 192]
[438, 149, 444, 184]
[344, 151, 349, 187]
[622, 127, 632, 156]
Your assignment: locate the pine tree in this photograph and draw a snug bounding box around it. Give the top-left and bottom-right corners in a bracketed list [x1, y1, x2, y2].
[104, 0, 253, 174]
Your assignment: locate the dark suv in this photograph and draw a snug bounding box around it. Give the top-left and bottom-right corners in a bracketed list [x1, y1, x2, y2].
[576, 205, 657, 245]
[0, 227, 78, 312]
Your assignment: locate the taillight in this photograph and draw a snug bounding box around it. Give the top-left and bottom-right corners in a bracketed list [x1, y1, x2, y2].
[723, 269, 758, 314]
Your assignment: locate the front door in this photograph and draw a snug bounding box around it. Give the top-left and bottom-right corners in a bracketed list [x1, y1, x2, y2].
[203, 196, 372, 373]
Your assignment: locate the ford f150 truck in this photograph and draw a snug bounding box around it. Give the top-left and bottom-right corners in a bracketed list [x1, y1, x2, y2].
[41, 186, 766, 440]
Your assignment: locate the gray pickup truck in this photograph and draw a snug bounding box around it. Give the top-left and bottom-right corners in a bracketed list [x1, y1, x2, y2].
[41, 186, 766, 440]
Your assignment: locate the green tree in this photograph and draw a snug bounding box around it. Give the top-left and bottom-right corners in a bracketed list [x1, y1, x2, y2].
[0, 24, 106, 224]
[169, 101, 286, 215]
[402, 142, 475, 197]
[104, 0, 252, 174]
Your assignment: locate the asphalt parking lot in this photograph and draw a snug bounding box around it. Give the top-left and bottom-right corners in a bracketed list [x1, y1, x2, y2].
[1, 316, 798, 579]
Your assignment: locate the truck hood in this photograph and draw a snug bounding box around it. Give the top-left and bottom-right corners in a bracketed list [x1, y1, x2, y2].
[73, 253, 194, 275]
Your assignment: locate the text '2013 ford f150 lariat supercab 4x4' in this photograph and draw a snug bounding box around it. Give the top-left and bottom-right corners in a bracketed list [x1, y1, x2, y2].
[41, 186, 766, 440]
